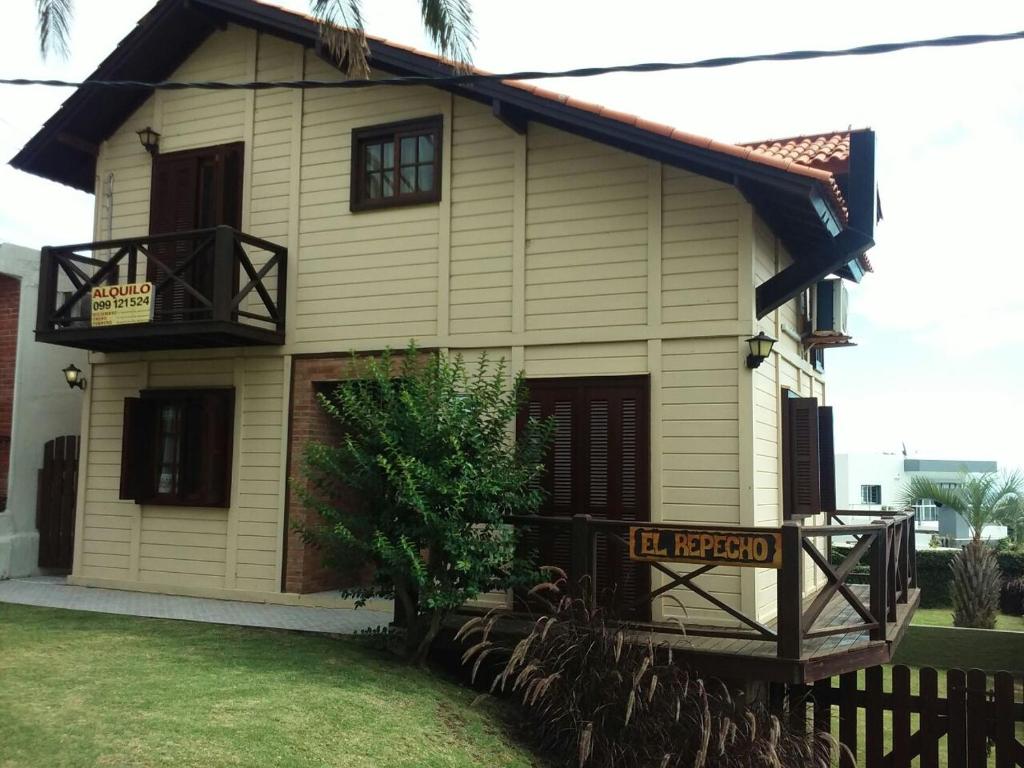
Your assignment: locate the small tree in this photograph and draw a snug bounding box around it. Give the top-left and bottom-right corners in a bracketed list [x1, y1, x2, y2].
[298, 344, 551, 664]
[902, 472, 1021, 628]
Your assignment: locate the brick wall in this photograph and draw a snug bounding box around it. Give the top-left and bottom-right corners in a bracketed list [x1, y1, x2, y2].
[0, 275, 19, 507]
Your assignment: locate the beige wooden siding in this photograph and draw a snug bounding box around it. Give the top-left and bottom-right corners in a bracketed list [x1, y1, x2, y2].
[74, 354, 286, 594]
[295, 55, 445, 347]
[658, 336, 741, 623]
[661, 168, 739, 326]
[234, 356, 286, 592]
[94, 99, 155, 241]
[524, 125, 648, 332]
[448, 100, 515, 335]
[79, 362, 144, 581]
[158, 28, 248, 154]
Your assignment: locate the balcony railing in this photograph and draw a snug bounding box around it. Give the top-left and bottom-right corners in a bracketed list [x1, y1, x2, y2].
[36, 226, 286, 352]
[504, 509, 919, 671]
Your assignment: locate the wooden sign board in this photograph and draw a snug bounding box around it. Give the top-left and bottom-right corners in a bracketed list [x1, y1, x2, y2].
[91, 283, 154, 327]
[628, 526, 782, 569]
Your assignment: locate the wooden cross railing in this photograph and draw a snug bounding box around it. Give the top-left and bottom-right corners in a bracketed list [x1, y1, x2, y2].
[36, 225, 287, 336]
[507, 509, 918, 661]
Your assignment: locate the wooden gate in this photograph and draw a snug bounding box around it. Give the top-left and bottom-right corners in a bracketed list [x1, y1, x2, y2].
[777, 665, 1024, 767]
[36, 435, 79, 571]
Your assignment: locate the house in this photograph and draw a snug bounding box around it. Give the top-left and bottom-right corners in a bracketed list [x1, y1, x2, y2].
[10, 0, 917, 682]
[836, 452, 1006, 545]
[0, 243, 87, 578]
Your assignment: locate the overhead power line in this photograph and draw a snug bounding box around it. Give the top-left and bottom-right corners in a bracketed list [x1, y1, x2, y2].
[1, 29, 1022, 90]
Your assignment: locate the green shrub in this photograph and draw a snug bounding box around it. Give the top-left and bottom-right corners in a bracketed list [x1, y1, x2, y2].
[459, 579, 836, 768]
[1001, 578, 1024, 616]
[297, 345, 553, 664]
[831, 545, 1024, 609]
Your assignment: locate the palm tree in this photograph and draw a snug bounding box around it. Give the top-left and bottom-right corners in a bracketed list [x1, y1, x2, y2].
[902, 471, 1021, 543]
[902, 471, 1021, 629]
[312, 0, 474, 78]
[34, 0, 475, 75]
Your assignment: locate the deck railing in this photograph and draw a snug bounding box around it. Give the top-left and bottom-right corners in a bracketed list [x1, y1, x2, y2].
[36, 225, 287, 338]
[506, 509, 917, 661]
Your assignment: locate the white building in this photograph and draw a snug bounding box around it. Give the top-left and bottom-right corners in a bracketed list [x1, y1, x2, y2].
[834, 453, 1006, 545]
[0, 243, 86, 578]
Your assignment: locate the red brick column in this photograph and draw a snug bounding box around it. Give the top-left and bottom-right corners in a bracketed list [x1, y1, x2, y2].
[0, 275, 19, 507]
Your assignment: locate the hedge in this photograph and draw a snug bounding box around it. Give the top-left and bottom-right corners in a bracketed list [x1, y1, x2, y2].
[831, 545, 1024, 609]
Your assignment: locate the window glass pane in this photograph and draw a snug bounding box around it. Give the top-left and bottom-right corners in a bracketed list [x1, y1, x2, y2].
[156, 403, 181, 495]
[381, 141, 394, 170]
[418, 134, 435, 162]
[366, 173, 381, 200]
[417, 164, 434, 192]
[382, 170, 394, 197]
[365, 143, 381, 172]
[400, 136, 418, 164]
[400, 166, 416, 194]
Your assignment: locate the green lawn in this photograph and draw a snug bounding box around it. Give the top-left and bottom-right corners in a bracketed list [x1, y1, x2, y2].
[911, 606, 1024, 632]
[0, 603, 538, 768]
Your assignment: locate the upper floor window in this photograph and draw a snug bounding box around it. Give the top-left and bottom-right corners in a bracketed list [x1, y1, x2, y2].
[860, 484, 882, 505]
[350, 116, 442, 212]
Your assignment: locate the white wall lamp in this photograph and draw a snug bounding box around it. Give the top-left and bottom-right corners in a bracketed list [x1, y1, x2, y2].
[62, 363, 87, 391]
[136, 126, 161, 156]
[745, 331, 777, 369]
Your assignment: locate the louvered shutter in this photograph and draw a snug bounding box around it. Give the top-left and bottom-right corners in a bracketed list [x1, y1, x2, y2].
[149, 153, 199, 318]
[817, 406, 837, 514]
[782, 396, 821, 519]
[119, 397, 155, 501]
[519, 377, 650, 619]
[197, 389, 235, 507]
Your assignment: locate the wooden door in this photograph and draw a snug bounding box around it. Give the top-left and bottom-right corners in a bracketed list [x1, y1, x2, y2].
[36, 435, 79, 572]
[520, 376, 651, 619]
[148, 143, 243, 320]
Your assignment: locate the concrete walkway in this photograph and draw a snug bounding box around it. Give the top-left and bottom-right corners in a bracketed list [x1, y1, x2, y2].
[0, 576, 391, 635]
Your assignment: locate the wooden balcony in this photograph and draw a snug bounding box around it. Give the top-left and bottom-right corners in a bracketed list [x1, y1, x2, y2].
[481, 510, 920, 684]
[35, 226, 286, 352]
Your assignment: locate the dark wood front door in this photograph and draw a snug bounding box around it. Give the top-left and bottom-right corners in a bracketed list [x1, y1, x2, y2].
[520, 376, 651, 619]
[148, 143, 243, 319]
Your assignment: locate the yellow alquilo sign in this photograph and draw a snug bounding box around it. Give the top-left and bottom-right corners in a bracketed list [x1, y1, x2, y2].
[91, 283, 154, 327]
[628, 526, 782, 569]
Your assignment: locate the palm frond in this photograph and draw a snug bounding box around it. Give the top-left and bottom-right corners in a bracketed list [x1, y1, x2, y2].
[419, 0, 475, 69]
[310, 0, 370, 78]
[36, 0, 73, 60]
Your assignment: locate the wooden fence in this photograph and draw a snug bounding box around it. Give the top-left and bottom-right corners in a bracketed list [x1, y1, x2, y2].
[777, 665, 1024, 767]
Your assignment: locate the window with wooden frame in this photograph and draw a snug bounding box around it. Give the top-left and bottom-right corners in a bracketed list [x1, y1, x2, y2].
[350, 116, 442, 211]
[119, 389, 235, 507]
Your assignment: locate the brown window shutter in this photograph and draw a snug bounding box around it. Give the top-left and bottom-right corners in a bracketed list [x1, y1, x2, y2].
[198, 389, 235, 507]
[782, 396, 821, 519]
[119, 397, 154, 501]
[818, 406, 837, 513]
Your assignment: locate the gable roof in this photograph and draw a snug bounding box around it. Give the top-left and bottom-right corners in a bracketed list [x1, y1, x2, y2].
[10, 0, 875, 282]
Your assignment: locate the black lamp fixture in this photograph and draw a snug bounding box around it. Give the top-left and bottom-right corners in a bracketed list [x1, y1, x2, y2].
[136, 126, 160, 156]
[745, 331, 777, 369]
[62, 363, 87, 390]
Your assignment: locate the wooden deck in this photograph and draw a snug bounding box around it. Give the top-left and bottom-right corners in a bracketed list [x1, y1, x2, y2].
[647, 584, 921, 684]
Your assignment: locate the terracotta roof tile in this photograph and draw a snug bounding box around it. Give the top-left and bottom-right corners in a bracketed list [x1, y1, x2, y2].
[741, 132, 852, 175]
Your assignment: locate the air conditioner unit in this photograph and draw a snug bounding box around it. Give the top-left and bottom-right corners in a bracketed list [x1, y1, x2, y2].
[812, 278, 848, 336]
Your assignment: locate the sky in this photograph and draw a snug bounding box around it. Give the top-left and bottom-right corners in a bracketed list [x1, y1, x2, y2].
[1, 0, 1023, 472]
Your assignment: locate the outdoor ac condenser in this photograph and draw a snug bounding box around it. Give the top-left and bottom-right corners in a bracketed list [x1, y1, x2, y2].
[812, 278, 848, 336]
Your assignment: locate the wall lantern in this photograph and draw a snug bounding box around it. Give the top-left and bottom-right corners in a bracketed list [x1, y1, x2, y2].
[745, 331, 777, 369]
[136, 126, 161, 156]
[62, 363, 87, 390]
